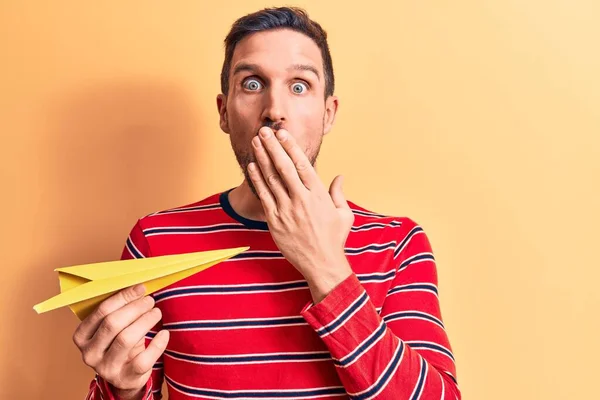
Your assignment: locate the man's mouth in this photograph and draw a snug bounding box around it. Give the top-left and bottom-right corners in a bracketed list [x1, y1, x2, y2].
[260, 122, 284, 133]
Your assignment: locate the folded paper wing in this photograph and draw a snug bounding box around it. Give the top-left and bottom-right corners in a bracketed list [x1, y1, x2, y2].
[33, 246, 249, 320]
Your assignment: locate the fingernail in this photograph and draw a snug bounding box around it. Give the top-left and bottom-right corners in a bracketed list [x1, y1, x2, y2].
[260, 128, 271, 138]
[248, 162, 256, 172]
[253, 136, 262, 147]
[134, 284, 145, 296]
[144, 296, 155, 306]
[157, 330, 170, 344]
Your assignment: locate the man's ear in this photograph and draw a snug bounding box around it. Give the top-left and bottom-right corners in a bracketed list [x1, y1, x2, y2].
[216, 94, 230, 134]
[323, 95, 339, 135]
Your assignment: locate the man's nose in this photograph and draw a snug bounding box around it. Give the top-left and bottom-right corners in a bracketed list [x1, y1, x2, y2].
[260, 87, 287, 125]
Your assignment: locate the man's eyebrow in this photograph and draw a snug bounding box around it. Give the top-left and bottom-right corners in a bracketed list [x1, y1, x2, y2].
[232, 62, 260, 77]
[231, 62, 321, 81]
[289, 64, 320, 81]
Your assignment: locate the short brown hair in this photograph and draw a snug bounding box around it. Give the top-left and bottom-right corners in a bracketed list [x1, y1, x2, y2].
[220, 7, 335, 97]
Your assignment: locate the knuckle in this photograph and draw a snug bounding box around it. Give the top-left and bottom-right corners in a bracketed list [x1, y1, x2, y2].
[82, 350, 98, 367]
[95, 302, 112, 320]
[294, 160, 309, 171]
[104, 314, 119, 330]
[270, 208, 283, 221]
[114, 331, 135, 349]
[130, 359, 149, 375]
[99, 315, 119, 336]
[267, 173, 280, 185]
[72, 331, 83, 348]
[121, 287, 139, 303]
[258, 189, 271, 200]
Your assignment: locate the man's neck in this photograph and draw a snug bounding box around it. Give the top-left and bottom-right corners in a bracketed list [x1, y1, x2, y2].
[228, 180, 267, 222]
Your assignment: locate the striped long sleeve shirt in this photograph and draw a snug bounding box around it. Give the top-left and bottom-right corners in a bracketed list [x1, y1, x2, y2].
[86, 188, 460, 399]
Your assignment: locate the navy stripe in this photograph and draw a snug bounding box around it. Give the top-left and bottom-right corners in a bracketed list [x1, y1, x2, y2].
[165, 316, 306, 330]
[317, 291, 369, 336]
[388, 284, 438, 296]
[154, 281, 308, 301]
[230, 252, 284, 260]
[383, 311, 445, 329]
[410, 357, 428, 400]
[144, 224, 246, 235]
[351, 341, 405, 400]
[165, 350, 331, 364]
[394, 226, 424, 258]
[126, 238, 143, 259]
[351, 223, 386, 231]
[345, 242, 396, 255]
[220, 189, 270, 230]
[155, 204, 221, 215]
[444, 371, 458, 384]
[351, 221, 401, 232]
[145, 331, 156, 339]
[165, 376, 346, 398]
[399, 254, 435, 270]
[358, 270, 396, 283]
[408, 342, 455, 362]
[335, 323, 387, 367]
[352, 209, 387, 218]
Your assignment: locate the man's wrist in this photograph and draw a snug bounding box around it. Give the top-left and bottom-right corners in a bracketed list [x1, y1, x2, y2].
[114, 386, 146, 400]
[305, 260, 353, 304]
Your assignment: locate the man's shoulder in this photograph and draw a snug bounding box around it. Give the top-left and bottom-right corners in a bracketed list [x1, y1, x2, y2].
[347, 201, 432, 258]
[347, 200, 420, 231]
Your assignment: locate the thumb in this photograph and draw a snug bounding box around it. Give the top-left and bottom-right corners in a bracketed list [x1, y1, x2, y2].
[329, 175, 349, 209]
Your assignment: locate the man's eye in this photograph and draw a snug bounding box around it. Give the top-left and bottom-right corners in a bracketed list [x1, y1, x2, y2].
[243, 79, 263, 91]
[291, 82, 308, 94]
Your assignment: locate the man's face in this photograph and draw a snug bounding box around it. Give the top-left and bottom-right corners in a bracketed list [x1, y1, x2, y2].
[217, 28, 338, 196]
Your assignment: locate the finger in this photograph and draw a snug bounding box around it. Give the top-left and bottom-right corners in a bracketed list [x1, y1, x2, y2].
[87, 295, 156, 355]
[258, 127, 305, 195]
[104, 307, 163, 366]
[275, 129, 322, 193]
[128, 330, 170, 377]
[117, 319, 157, 362]
[329, 175, 350, 209]
[247, 162, 276, 213]
[75, 284, 146, 344]
[253, 130, 290, 204]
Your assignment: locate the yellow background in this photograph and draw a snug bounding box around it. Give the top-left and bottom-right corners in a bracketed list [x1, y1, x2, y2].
[1, 1, 598, 399]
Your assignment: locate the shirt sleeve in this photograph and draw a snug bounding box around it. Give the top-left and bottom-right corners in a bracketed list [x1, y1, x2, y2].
[300, 220, 461, 399]
[85, 219, 166, 400]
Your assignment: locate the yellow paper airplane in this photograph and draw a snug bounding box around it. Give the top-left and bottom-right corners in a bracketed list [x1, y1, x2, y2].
[33, 246, 249, 320]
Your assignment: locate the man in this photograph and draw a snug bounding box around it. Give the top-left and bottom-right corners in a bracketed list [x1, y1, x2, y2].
[76, 7, 460, 400]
